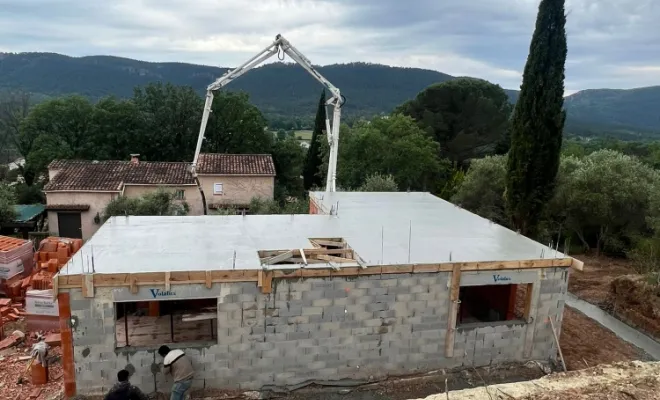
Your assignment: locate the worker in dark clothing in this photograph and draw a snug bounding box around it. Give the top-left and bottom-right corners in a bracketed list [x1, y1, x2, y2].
[158, 345, 195, 400]
[104, 369, 149, 400]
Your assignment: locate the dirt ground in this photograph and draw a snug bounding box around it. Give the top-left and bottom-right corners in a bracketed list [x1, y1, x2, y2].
[0, 333, 64, 400]
[558, 307, 648, 371]
[569, 255, 660, 340]
[427, 361, 660, 400]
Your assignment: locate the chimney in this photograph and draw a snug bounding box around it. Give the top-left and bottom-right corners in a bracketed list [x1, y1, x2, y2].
[130, 154, 140, 165]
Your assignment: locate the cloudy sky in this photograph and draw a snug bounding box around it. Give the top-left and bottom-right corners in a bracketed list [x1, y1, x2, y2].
[1, 0, 658, 94]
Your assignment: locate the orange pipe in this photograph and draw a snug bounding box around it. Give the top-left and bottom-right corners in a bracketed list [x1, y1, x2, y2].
[57, 293, 76, 397]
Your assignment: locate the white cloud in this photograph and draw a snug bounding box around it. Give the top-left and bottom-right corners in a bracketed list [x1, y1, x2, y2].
[1, 0, 659, 92]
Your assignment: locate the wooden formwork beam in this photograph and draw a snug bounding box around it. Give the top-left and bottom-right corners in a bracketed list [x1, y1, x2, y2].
[55, 258, 576, 296]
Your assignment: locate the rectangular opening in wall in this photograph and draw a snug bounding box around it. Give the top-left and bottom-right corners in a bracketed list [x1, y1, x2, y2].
[115, 298, 217, 348]
[458, 283, 529, 325]
[258, 238, 360, 266]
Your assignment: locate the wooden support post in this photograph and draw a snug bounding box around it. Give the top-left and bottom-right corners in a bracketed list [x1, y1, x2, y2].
[523, 270, 542, 358]
[523, 282, 534, 322]
[549, 317, 567, 371]
[262, 271, 272, 294]
[164, 272, 171, 291]
[506, 284, 517, 320]
[205, 271, 212, 289]
[58, 292, 76, 397]
[445, 264, 462, 357]
[52, 275, 59, 301]
[82, 274, 94, 298]
[130, 278, 138, 294]
[257, 270, 264, 288]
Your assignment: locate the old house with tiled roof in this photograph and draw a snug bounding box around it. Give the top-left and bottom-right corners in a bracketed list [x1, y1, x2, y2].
[44, 154, 275, 240]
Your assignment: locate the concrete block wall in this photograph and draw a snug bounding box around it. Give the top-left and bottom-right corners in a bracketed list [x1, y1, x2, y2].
[64, 267, 570, 396]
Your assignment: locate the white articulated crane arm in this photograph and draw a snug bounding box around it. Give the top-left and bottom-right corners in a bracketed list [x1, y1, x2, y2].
[191, 34, 344, 193]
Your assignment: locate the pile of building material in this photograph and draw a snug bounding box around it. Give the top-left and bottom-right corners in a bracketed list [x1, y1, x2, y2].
[0, 236, 34, 291]
[1, 236, 81, 335]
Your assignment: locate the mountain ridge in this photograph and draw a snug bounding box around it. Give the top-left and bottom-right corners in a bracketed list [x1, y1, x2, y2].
[1, 52, 659, 137]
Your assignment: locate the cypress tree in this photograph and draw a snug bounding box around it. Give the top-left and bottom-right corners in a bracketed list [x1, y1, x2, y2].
[505, 0, 567, 236]
[303, 90, 326, 190]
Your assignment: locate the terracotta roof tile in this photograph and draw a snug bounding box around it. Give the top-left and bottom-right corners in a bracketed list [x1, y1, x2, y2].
[196, 154, 276, 176]
[45, 204, 91, 211]
[45, 154, 276, 192]
[44, 160, 195, 192]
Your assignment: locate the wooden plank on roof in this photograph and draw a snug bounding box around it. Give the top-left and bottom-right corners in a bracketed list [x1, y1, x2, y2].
[262, 250, 294, 265]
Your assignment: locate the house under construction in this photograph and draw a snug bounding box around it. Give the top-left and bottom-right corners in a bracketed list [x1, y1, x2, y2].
[52, 191, 582, 396]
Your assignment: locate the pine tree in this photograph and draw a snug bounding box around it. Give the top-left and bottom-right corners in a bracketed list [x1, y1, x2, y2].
[505, 0, 567, 236]
[303, 90, 326, 190]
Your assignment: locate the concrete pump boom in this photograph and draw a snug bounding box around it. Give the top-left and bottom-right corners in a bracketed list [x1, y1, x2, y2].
[190, 34, 344, 196]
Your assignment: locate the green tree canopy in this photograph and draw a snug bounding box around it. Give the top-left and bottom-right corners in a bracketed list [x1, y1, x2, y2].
[451, 155, 507, 225]
[549, 150, 659, 255]
[452, 149, 660, 256]
[506, 0, 567, 236]
[357, 173, 399, 192]
[303, 90, 326, 190]
[325, 114, 448, 191]
[103, 189, 189, 220]
[0, 184, 17, 227]
[272, 137, 306, 199]
[395, 77, 512, 165]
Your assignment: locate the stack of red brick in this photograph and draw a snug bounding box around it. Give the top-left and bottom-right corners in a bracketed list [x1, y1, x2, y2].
[0, 297, 25, 324]
[3, 237, 82, 303]
[1, 236, 82, 337]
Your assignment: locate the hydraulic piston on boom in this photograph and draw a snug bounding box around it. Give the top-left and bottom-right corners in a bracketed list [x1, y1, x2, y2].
[190, 34, 344, 200]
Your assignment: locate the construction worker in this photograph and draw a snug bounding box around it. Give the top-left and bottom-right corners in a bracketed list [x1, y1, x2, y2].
[158, 345, 194, 400]
[104, 369, 148, 400]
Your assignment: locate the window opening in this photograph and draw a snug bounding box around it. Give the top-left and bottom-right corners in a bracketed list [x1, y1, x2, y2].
[213, 183, 224, 195]
[458, 283, 529, 325]
[115, 298, 217, 348]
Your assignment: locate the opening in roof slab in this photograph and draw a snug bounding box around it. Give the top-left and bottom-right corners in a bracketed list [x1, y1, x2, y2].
[258, 237, 359, 267]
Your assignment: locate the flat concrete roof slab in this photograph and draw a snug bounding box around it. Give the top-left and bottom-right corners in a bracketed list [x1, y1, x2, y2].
[59, 192, 565, 275]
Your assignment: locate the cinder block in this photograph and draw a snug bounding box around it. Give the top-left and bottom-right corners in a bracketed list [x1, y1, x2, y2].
[302, 307, 323, 316]
[218, 302, 241, 311]
[375, 310, 397, 319]
[373, 294, 395, 303]
[363, 318, 384, 327]
[367, 287, 388, 296]
[378, 279, 398, 288]
[412, 322, 445, 332]
[70, 299, 91, 311]
[409, 285, 427, 294]
[287, 316, 309, 324]
[399, 277, 418, 287]
[287, 331, 310, 340]
[386, 286, 409, 295]
[301, 290, 325, 301]
[414, 293, 436, 302]
[366, 303, 388, 312]
[311, 281, 334, 290]
[279, 307, 303, 317]
[324, 289, 349, 299]
[312, 298, 333, 307]
[351, 327, 375, 336]
[357, 334, 381, 342]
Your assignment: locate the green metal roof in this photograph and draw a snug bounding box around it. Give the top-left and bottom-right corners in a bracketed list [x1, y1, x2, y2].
[13, 204, 46, 223]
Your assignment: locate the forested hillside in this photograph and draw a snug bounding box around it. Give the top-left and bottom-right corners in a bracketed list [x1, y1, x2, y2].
[1, 52, 660, 137]
[0, 53, 452, 126]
